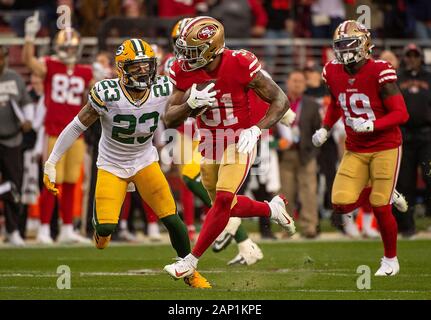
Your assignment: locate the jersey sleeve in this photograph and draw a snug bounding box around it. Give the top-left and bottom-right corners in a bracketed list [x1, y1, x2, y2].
[168, 61, 189, 91]
[235, 49, 262, 86]
[375, 60, 397, 87]
[88, 81, 108, 115]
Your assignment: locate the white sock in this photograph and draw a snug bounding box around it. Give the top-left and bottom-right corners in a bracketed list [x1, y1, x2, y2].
[148, 222, 160, 235]
[224, 217, 241, 235]
[238, 238, 253, 252]
[362, 212, 373, 230]
[119, 220, 127, 230]
[384, 256, 398, 262]
[185, 253, 199, 268]
[0, 181, 11, 195]
[61, 224, 74, 235]
[39, 224, 51, 236]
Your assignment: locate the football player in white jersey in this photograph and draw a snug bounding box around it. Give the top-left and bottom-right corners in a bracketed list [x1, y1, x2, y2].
[42, 39, 211, 288]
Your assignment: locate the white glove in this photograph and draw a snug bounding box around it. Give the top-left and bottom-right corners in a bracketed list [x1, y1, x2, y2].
[43, 161, 59, 195]
[351, 117, 374, 133]
[25, 11, 41, 41]
[312, 128, 329, 147]
[187, 83, 217, 109]
[280, 109, 296, 126]
[237, 125, 261, 154]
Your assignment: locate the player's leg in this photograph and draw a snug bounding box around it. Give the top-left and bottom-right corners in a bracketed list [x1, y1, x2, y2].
[134, 162, 211, 288]
[38, 135, 64, 244]
[369, 147, 401, 276]
[331, 151, 371, 213]
[93, 169, 128, 249]
[59, 138, 88, 243]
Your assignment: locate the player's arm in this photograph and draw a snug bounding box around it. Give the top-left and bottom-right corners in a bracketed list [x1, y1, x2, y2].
[248, 71, 290, 129]
[375, 82, 409, 130]
[43, 103, 99, 195]
[22, 11, 47, 78]
[163, 84, 216, 128]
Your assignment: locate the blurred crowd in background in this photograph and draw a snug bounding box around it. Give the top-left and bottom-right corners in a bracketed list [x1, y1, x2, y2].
[0, 0, 430, 246]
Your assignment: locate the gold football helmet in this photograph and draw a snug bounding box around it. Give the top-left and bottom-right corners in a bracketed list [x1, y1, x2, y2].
[53, 27, 81, 64]
[175, 16, 225, 71]
[115, 39, 157, 90]
[333, 20, 374, 65]
[171, 17, 193, 46]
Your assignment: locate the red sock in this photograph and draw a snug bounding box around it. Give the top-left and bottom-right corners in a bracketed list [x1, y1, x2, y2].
[373, 204, 398, 258]
[192, 191, 234, 258]
[230, 196, 270, 218]
[121, 193, 132, 221]
[60, 183, 75, 224]
[333, 187, 372, 214]
[181, 183, 195, 227]
[40, 187, 56, 224]
[143, 201, 158, 223]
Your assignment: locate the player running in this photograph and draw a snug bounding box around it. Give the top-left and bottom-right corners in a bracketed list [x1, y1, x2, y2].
[163, 16, 296, 279]
[312, 20, 409, 276]
[42, 38, 210, 288]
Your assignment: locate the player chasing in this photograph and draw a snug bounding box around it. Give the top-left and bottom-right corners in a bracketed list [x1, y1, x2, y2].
[42, 38, 210, 288]
[312, 20, 409, 276]
[162, 16, 297, 280]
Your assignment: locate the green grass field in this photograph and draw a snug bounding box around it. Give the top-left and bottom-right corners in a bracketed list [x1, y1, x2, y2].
[1, 239, 430, 300]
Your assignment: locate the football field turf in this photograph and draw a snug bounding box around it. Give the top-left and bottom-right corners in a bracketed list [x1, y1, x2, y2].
[0, 240, 430, 300]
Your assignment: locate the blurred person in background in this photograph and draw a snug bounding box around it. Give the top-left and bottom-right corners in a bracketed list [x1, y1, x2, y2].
[396, 43, 431, 237]
[0, 45, 33, 246]
[23, 12, 93, 244]
[379, 50, 400, 70]
[278, 70, 321, 238]
[310, 0, 346, 38]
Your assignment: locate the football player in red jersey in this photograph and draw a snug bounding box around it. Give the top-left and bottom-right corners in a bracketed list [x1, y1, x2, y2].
[162, 16, 296, 279]
[312, 20, 409, 276]
[23, 12, 93, 244]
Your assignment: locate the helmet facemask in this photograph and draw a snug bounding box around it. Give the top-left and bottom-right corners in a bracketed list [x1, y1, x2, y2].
[175, 38, 211, 72]
[121, 58, 157, 90]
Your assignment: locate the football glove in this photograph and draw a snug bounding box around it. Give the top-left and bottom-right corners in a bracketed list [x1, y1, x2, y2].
[25, 11, 41, 41]
[280, 109, 296, 126]
[43, 161, 59, 195]
[237, 125, 261, 154]
[187, 83, 217, 110]
[351, 117, 374, 133]
[312, 128, 329, 147]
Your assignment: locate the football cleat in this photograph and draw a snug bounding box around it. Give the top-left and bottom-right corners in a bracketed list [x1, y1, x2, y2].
[375, 256, 399, 276]
[7, 231, 26, 246]
[118, 229, 138, 242]
[93, 232, 111, 249]
[164, 257, 196, 280]
[392, 190, 408, 213]
[212, 231, 234, 252]
[58, 230, 91, 244]
[268, 195, 296, 235]
[228, 239, 263, 266]
[342, 214, 361, 238]
[184, 271, 212, 289]
[362, 227, 380, 239]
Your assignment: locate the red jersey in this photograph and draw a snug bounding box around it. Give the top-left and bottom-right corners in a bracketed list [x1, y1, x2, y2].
[169, 49, 262, 158]
[43, 57, 93, 136]
[322, 58, 401, 152]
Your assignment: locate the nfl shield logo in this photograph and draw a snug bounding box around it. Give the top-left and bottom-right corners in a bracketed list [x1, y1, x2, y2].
[348, 78, 355, 85]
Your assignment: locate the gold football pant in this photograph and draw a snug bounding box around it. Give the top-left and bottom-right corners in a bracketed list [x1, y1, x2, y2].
[200, 143, 256, 207]
[332, 147, 401, 207]
[176, 133, 201, 180]
[93, 162, 176, 228]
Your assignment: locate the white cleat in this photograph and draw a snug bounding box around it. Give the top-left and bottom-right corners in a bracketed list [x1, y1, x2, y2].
[228, 239, 263, 266]
[118, 229, 138, 242]
[392, 190, 408, 213]
[362, 227, 380, 239]
[212, 230, 234, 252]
[342, 214, 361, 238]
[57, 230, 91, 244]
[375, 256, 399, 276]
[164, 257, 196, 280]
[7, 231, 25, 246]
[268, 195, 296, 235]
[36, 232, 54, 244]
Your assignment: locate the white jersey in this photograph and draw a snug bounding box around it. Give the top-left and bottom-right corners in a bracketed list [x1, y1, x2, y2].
[88, 76, 172, 178]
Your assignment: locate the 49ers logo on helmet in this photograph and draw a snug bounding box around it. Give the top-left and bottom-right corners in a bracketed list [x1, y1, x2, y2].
[197, 25, 217, 40]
